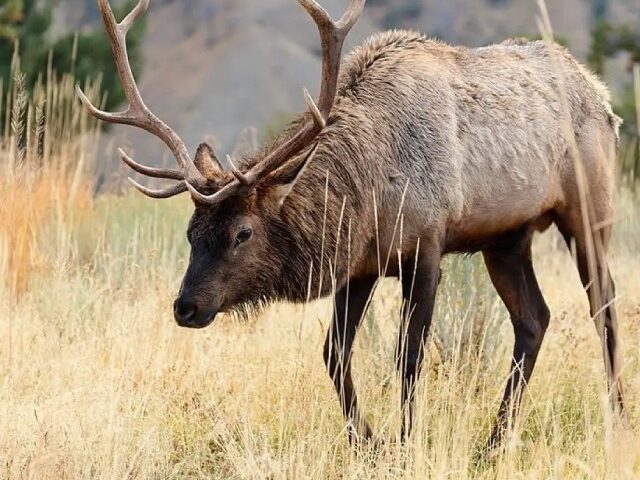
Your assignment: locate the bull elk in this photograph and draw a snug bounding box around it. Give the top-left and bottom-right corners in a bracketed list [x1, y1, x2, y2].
[78, 0, 626, 449]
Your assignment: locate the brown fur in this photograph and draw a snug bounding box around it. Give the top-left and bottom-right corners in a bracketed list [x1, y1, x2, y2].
[176, 30, 624, 447]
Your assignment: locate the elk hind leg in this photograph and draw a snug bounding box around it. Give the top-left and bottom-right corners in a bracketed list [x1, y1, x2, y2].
[556, 209, 625, 412]
[483, 228, 550, 451]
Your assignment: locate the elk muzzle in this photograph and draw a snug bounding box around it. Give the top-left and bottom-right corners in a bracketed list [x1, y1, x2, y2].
[173, 294, 218, 329]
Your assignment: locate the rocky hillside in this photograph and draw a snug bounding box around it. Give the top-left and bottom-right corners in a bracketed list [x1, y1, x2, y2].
[53, 0, 640, 179]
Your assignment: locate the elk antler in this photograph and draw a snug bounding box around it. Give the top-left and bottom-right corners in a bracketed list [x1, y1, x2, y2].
[190, 0, 366, 205]
[76, 0, 206, 198]
[77, 0, 364, 204]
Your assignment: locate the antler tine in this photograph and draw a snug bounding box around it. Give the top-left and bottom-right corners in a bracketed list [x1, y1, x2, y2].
[119, 148, 183, 180]
[299, 0, 364, 34]
[185, 181, 228, 205]
[335, 0, 366, 31]
[128, 178, 188, 199]
[77, 0, 204, 200]
[227, 155, 251, 185]
[120, 0, 150, 32]
[75, 84, 129, 123]
[303, 87, 326, 130]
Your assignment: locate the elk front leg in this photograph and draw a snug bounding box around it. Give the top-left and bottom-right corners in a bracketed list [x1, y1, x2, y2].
[324, 276, 377, 443]
[483, 230, 550, 451]
[396, 244, 441, 441]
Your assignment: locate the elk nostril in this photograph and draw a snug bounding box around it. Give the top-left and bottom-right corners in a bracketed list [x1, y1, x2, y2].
[174, 298, 197, 323]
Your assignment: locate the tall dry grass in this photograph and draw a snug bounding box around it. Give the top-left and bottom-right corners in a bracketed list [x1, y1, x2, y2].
[0, 183, 638, 478]
[0, 49, 101, 295]
[0, 24, 639, 480]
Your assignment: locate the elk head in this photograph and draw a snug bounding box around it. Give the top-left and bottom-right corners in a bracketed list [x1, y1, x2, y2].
[77, 0, 365, 328]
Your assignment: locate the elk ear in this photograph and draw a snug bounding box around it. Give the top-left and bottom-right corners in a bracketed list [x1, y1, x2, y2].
[194, 143, 224, 179]
[271, 144, 319, 208]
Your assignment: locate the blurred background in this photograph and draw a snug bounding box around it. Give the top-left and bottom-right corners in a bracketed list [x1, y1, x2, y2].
[1, 0, 639, 188]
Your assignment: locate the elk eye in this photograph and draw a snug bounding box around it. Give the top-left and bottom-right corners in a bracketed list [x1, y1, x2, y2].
[235, 227, 253, 247]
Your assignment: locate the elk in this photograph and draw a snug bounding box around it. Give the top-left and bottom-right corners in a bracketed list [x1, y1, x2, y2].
[78, 0, 625, 449]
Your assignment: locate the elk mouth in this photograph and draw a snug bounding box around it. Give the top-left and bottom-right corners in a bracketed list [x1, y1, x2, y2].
[177, 310, 218, 329]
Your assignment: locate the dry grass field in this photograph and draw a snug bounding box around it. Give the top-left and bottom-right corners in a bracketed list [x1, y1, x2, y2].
[1, 31, 640, 480]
